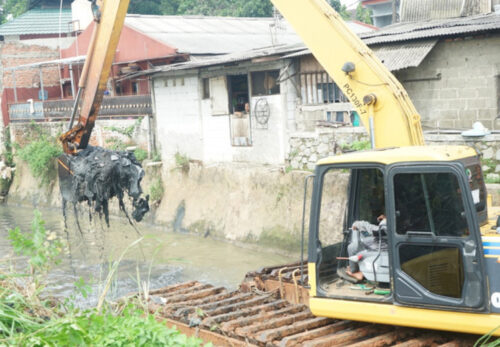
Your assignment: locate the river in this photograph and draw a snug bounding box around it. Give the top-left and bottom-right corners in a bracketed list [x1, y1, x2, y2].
[0, 204, 295, 307]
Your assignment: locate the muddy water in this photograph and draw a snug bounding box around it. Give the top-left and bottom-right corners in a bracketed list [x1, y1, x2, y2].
[0, 204, 295, 307]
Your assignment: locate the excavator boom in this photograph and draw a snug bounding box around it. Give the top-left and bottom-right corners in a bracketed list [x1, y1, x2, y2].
[272, 0, 425, 148]
[59, 0, 130, 154]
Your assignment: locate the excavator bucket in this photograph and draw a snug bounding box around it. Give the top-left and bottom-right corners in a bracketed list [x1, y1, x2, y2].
[57, 147, 149, 226]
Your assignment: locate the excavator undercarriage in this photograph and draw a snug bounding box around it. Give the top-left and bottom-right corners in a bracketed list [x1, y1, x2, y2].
[138, 273, 481, 347]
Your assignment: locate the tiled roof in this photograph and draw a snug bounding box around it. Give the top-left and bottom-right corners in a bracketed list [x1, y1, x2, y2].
[361, 12, 500, 44]
[0, 8, 73, 36]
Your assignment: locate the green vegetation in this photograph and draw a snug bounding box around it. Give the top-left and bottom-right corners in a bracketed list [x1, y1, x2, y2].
[149, 177, 164, 204]
[107, 117, 143, 139]
[17, 125, 62, 185]
[341, 140, 371, 152]
[481, 158, 500, 183]
[0, 0, 28, 24]
[175, 152, 190, 174]
[475, 326, 500, 347]
[8, 210, 62, 279]
[134, 148, 148, 163]
[106, 137, 128, 151]
[355, 2, 373, 24]
[329, 0, 350, 20]
[152, 151, 162, 162]
[1, 211, 211, 346]
[129, 0, 273, 17]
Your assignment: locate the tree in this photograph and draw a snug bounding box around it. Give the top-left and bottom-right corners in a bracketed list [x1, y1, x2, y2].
[1, 0, 29, 24]
[128, 0, 163, 15]
[355, 3, 373, 24]
[328, 0, 350, 20]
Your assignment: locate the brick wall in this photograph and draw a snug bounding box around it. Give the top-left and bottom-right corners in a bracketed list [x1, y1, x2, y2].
[395, 35, 500, 130]
[1, 42, 61, 89]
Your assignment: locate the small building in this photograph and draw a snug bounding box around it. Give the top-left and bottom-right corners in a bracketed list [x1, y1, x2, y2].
[140, 22, 374, 166]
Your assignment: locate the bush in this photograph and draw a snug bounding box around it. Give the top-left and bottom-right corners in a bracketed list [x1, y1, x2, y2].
[17, 137, 62, 185]
[1, 211, 211, 347]
[149, 177, 164, 204]
[134, 148, 148, 163]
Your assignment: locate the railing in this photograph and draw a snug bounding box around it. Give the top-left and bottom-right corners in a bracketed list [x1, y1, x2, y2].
[8, 94, 152, 123]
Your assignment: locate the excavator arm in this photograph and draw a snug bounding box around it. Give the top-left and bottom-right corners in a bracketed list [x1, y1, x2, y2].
[59, 0, 130, 154]
[271, 0, 425, 148]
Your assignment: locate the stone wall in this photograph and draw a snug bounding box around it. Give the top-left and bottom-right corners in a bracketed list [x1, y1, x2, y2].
[288, 127, 368, 170]
[287, 127, 500, 181]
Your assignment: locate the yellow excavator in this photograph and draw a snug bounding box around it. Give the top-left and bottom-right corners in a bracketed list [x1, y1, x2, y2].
[271, 0, 500, 337]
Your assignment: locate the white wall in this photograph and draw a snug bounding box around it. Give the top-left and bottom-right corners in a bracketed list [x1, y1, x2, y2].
[153, 75, 204, 164]
[152, 61, 295, 166]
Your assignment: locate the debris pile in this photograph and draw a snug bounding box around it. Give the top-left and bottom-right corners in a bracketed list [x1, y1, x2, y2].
[58, 146, 149, 227]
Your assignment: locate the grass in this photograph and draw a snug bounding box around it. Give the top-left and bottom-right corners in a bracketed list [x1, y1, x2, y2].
[149, 177, 164, 205]
[340, 140, 370, 152]
[134, 148, 148, 163]
[17, 137, 61, 186]
[0, 211, 211, 347]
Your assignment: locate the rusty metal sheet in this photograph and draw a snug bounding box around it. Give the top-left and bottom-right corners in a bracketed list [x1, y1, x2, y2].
[145, 281, 482, 347]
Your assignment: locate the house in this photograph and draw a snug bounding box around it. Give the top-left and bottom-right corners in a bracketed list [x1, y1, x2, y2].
[362, 0, 500, 27]
[361, 12, 500, 131]
[138, 21, 374, 166]
[1, 10, 303, 125]
[0, 0, 76, 125]
[362, 0, 398, 27]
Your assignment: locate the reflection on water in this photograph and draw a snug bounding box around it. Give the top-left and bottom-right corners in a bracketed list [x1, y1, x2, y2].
[0, 204, 294, 307]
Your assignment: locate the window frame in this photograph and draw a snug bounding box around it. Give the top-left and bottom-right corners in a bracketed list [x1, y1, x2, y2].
[250, 70, 280, 96]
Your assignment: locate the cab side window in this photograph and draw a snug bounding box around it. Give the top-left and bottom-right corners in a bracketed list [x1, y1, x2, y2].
[394, 172, 468, 237]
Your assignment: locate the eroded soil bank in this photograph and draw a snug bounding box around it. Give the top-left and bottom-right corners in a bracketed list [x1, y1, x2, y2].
[7, 159, 327, 255]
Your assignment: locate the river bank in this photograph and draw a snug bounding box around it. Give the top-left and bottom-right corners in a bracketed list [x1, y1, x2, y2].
[7, 156, 314, 255]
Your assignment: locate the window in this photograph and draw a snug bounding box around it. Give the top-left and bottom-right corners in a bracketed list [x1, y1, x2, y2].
[300, 72, 345, 105]
[228, 75, 251, 146]
[251, 70, 280, 96]
[132, 82, 139, 95]
[202, 78, 210, 99]
[326, 111, 345, 123]
[393, 172, 469, 237]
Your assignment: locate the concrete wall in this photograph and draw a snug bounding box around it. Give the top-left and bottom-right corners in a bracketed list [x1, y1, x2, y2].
[395, 35, 500, 131]
[9, 117, 150, 151]
[153, 60, 294, 166]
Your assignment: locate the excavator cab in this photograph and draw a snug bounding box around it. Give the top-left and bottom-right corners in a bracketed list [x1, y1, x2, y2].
[305, 146, 500, 334]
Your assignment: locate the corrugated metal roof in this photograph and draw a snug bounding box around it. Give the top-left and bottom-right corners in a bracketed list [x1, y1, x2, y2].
[131, 43, 306, 78]
[281, 39, 438, 71]
[361, 12, 500, 44]
[371, 39, 438, 71]
[125, 15, 300, 55]
[0, 8, 73, 36]
[400, 0, 491, 22]
[125, 15, 374, 55]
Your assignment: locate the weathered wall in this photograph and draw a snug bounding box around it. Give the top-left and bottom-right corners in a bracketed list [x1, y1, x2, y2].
[395, 35, 500, 130]
[9, 118, 150, 151]
[152, 162, 310, 253]
[153, 60, 293, 166]
[288, 127, 367, 170]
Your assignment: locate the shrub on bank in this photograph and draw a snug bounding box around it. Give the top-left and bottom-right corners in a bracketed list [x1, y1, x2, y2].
[17, 137, 62, 185]
[1, 211, 211, 347]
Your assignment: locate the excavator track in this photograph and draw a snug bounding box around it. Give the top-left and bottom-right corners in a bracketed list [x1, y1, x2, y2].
[145, 280, 480, 347]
